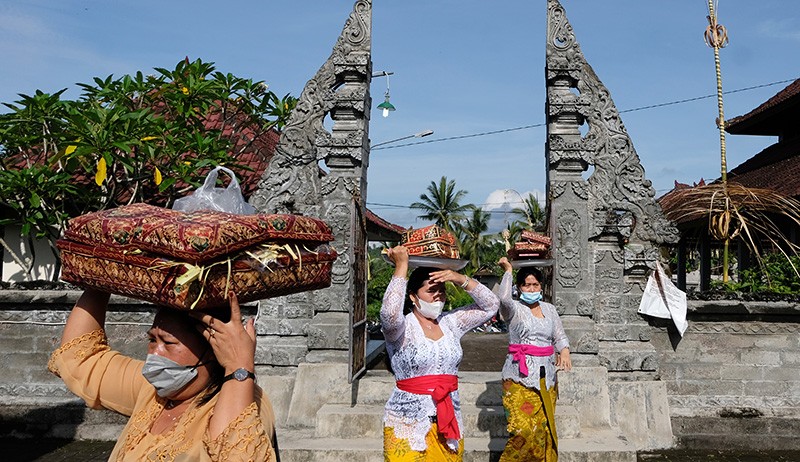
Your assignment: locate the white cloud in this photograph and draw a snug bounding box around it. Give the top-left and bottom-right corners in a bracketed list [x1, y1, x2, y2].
[756, 19, 800, 42]
[482, 189, 544, 211]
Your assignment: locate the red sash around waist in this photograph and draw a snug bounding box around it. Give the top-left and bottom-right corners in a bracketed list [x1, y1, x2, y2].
[396, 374, 460, 440]
[508, 344, 555, 377]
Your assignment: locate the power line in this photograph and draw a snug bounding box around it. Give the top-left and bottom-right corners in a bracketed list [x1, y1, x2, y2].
[371, 77, 798, 151]
[367, 201, 533, 213]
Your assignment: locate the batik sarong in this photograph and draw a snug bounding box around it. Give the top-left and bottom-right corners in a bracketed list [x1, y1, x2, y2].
[383, 423, 464, 462]
[499, 379, 558, 462]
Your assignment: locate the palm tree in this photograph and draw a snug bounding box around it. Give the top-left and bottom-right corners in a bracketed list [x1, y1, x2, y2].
[511, 193, 546, 231]
[458, 206, 492, 273]
[410, 176, 470, 232]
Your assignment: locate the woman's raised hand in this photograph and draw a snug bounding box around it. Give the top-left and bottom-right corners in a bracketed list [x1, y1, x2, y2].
[191, 291, 256, 374]
[386, 246, 409, 278]
[498, 257, 513, 273]
[429, 269, 471, 289]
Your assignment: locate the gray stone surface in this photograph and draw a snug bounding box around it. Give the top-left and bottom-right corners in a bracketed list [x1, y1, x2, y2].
[249, 0, 372, 376]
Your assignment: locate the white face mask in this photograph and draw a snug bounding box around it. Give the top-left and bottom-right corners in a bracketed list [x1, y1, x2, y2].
[415, 299, 444, 319]
[141, 354, 210, 398]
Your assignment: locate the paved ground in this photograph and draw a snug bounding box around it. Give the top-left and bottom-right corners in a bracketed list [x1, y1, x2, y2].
[4, 439, 800, 462]
[5, 333, 799, 461]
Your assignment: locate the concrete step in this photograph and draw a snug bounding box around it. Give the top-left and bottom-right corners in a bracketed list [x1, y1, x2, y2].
[280, 429, 635, 462]
[314, 402, 581, 439]
[354, 371, 504, 406]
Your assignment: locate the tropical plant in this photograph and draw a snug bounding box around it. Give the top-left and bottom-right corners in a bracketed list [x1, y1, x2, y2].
[0, 58, 296, 281]
[458, 206, 493, 274]
[735, 253, 800, 294]
[409, 176, 470, 233]
[511, 193, 546, 231]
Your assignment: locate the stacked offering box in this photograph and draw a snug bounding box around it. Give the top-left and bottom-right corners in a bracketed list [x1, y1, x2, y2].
[57, 203, 337, 310]
[507, 230, 552, 260]
[400, 225, 460, 259]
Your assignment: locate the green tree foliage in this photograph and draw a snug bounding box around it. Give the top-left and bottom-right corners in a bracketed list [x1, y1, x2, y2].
[511, 193, 546, 231]
[0, 58, 296, 280]
[367, 245, 394, 321]
[457, 206, 492, 275]
[410, 176, 470, 233]
[733, 253, 800, 294]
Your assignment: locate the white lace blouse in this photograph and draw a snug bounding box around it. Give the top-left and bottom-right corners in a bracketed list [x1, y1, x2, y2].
[380, 276, 499, 452]
[498, 272, 570, 390]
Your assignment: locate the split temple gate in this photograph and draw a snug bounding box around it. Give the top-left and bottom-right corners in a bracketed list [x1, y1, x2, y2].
[3, 0, 798, 458]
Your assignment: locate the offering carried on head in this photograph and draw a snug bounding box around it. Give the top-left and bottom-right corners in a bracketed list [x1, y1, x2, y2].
[57, 203, 338, 310]
[507, 230, 552, 260]
[400, 225, 460, 259]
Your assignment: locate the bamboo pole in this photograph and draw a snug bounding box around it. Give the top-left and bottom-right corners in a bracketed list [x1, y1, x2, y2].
[705, 0, 731, 283]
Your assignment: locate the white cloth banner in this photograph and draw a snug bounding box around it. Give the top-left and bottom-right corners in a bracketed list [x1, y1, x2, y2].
[637, 262, 688, 336]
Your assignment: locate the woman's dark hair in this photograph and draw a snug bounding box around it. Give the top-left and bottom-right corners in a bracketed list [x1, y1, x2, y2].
[403, 266, 437, 315]
[157, 307, 227, 407]
[516, 267, 544, 287]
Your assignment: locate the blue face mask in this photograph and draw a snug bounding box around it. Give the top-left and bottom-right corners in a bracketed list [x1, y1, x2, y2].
[519, 291, 542, 305]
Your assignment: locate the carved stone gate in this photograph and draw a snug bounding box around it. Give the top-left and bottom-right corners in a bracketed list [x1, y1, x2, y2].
[545, 0, 679, 376]
[250, 0, 372, 381]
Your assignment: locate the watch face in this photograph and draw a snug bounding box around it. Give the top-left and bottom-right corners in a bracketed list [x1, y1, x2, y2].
[233, 368, 249, 381]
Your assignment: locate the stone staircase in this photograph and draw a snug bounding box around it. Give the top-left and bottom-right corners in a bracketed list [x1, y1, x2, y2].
[279, 367, 637, 462]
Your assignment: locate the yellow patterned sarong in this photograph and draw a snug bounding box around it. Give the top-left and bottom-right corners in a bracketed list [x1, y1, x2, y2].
[383, 422, 464, 462]
[499, 379, 558, 462]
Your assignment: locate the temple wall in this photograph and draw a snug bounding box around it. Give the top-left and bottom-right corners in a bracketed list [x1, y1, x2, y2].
[1, 290, 798, 450]
[648, 300, 800, 449]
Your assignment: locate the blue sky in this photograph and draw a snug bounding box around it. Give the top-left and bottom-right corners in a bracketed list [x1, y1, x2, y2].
[2, 1, 799, 231]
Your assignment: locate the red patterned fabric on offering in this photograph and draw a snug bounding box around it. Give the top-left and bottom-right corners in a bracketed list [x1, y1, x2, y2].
[58, 203, 337, 310]
[400, 225, 460, 259]
[507, 230, 552, 260]
[63, 203, 334, 264]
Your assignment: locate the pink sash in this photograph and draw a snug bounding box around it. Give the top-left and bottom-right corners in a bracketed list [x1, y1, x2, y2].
[508, 344, 555, 377]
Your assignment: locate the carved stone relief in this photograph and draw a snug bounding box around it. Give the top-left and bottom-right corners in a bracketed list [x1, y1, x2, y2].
[249, 0, 372, 373]
[546, 0, 682, 373]
[556, 209, 582, 288]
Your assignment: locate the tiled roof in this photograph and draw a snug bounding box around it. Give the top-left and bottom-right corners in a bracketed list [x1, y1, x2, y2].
[365, 208, 406, 238]
[727, 137, 800, 198]
[726, 78, 800, 135]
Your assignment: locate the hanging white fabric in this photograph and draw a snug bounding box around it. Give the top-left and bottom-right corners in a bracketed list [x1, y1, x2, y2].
[638, 261, 688, 336]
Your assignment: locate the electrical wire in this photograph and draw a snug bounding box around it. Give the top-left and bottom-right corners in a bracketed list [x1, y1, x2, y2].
[371, 77, 798, 151]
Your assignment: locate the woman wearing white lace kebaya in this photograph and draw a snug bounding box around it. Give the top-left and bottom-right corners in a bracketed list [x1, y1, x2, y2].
[497, 257, 571, 462]
[381, 246, 500, 462]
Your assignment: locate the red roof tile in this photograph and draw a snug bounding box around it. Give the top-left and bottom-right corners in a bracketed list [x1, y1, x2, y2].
[726, 79, 800, 135]
[727, 137, 800, 198]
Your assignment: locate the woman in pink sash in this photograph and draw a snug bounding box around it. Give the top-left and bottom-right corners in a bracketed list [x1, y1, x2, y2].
[381, 246, 499, 461]
[497, 257, 571, 462]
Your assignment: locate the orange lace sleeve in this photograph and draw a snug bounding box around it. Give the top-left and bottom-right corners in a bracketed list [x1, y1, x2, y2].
[48, 329, 148, 416]
[204, 401, 276, 462]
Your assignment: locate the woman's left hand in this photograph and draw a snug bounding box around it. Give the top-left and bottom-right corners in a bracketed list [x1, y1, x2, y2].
[191, 291, 256, 374]
[556, 348, 572, 372]
[429, 269, 471, 289]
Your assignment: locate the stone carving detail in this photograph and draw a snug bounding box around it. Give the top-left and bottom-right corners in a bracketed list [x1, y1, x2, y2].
[249, 0, 372, 372]
[546, 0, 678, 247]
[547, 0, 681, 373]
[576, 296, 594, 316]
[571, 181, 589, 200]
[687, 322, 800, 334]
[556, 209, 582, 288]
[550, 181, 567, 199]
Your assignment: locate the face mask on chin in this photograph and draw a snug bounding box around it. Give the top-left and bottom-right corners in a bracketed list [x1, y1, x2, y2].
[141, 354, 209, 398]
[519, 291, 543, 305]
[415, 299, 444, 320]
